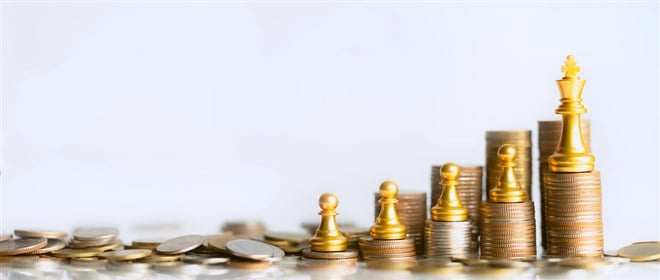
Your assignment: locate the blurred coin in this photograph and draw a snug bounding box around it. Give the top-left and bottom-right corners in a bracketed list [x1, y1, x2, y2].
[207, 233, 238, 252]
[139, 253, 182, 263]
[14, 229, 68, 240]
[182, 254, 229, 265]
[410, 258, 463, 274]
[156, 235, 204, 255]
[226, 239, 274, 261]
[53, 248, 103, 258]
[0, 238, 47, 255]
[73, 227, 118, 241]
[99, 249, 151, 261]
[0, 233, 12, 242]
[302, 248, 358, 259]
[264, 232, 309, 244]
[28, 238, 66, 254]
[617, 243, 660, 262]
[227, 259, 272, 269]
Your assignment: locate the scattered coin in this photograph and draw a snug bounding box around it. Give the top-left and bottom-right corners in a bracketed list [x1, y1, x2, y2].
[99, 249, 152, 261]
[28, 239, 66, 254]
[52, 248, 103, 258]
[302, 248, 359, 260]
[156, 235, 204, 255]
[226, 239, 274, 261]
[182, 254, 229, 265]
[14, 230, 68, 240]
[73, 227, 119, 241]
[139, 253, 183, 263]
[617, 242, 660, 262]
[0, 238, 48, 255]
[264, 232, 309, 244]
[0, 234, 12, 242]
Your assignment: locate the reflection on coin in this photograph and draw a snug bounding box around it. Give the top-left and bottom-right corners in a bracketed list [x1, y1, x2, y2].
[69, 257, 108, 267]
[226, 239, 274, 261]
[617, 243, 660, 262]
[0, 238, 48, 255]
[227, 259, 272, 270]
[73, 227, 119, 241]
[302, 248, 358, 260]
[297, 258, 358, 271]
[139, 253, 182, 263]
[99, 249, 152, 261]
[0, 234, 12, 242]
[264, 232, 309, 244]
[87, 239, 123, 252]
[28, 239, 66, 254]
[269, 245, 286, 262]
[14, 229, 68, 240]
[410, 258, 463, 274]
[156, 235, 204, 255]
[182, 254, 230, 265]
[153, 262, 206, 275]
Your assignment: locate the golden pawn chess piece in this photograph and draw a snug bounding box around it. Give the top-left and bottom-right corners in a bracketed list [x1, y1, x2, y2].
[489, 144, 527, 203]
[308, 193, 348, 252]
[548, 55, 595, 172]
[370, 181, 407, 240]
[431, 163, 468, 222]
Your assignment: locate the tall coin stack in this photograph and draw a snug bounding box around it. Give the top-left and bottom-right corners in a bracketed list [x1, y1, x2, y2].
[425, 163, 472, 259]
[431, 165, 482, 252]
[480, 145, 537, 261]
[543, 55, 603, 257]
[485, 130, 532, 201]
[538, 119, 590, 249]
[360, 181, 416, 263]
[374, 191, 426, 254]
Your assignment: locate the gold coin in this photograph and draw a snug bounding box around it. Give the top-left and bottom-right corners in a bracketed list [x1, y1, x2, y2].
[138, 253, 182, 263]
[409, 259, 463, 274]
[264, 232, 309, 244]
[301, 248, 358, 259]
[87, 239, 123, 252]
[14, 230, 68, 240]
[0, 238, 47, 255]
[27, 239, 66, 254]
[52, 248, 102, 258]
[207, 233, 238, 252]
[617, 243, 660, 262]
[99, 249, 152, 261]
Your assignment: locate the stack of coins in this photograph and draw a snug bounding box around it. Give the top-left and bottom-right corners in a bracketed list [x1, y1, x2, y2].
[543, 172, 603, 257]
[341, 228, 370, 250]
[431, 165, 482, 252]
[479, 202, 537, 261]
[485, 130, 532, 200]
[538, 120, 590, 249]
[69, 227, 121, 250]
[358, 236, 416, 262]
[374, 192, 426, 254]
[424, 220, 472, 259]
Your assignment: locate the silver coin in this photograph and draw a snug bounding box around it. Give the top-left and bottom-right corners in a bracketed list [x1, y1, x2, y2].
[226, 239, 274, 261]
[156, 235, 204, 255]
[268, 244, 285, 262]
[73, 227, 119, 241]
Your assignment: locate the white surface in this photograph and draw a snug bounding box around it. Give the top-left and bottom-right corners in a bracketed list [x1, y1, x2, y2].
[1, 2, 659, 251]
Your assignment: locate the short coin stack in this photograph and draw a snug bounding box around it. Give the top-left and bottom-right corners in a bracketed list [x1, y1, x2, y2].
[360, 181, 416, 263]
[538, 120, 590, 249]
[425, 163, 472, 259]
[431, 165, 482, 252]
[543, 172, 603, 257]
[485, 130, 532, 201]
[480, 145, 536, 261]
[374, 191, 426, 254]
[341, 228, 370, 250]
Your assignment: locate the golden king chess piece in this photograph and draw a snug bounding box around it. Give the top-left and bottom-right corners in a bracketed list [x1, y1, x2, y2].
[548, 55, 595, 172]
[370, 181, 407, 240]
[489, 144, 527, 203]
[431, 163, 468, 222]
[309, 193, 348, 252]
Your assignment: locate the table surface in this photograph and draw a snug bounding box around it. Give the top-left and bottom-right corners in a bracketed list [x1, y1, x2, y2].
[1, 255, 659, 280]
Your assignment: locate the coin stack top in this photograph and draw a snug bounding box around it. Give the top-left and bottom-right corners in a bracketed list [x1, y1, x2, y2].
[309, 192, 348, 252]
[370, 181, 407, 240]
[485, 130, 532, 201]
[431, 165, 482, 253]
[431, 163, 468, 222]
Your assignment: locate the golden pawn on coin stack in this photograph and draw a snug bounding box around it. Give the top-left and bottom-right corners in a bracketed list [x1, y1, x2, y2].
[485, 130, 532, 201]
[424, 163, 472, 259]
[538, 119, 590, 250]
[480, 145, 537, 261]
[543, 55, 603, 258]
[430, 165, 482, 252]
[374, 191, 426, 254]
[302, 193, 359, 261]
[359, 181, 416, 263]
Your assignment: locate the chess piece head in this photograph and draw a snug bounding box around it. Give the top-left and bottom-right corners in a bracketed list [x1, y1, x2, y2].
[309, 192, 348, 252]
[489, 144, 527, 203]
[549, 55, 595, 172]
[431, 163, 468, 221]
[370, 180, 407, 240]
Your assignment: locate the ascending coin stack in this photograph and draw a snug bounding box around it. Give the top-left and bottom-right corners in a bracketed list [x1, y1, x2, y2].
[431, 165, 482, 252]
[424, 163, 472, 259]
[480, 145, 537, 261]
[301, 193, 359, 263]
[543, 56, 603, 258]
[375, 191, 426, 254]
[359, 181, 416, 263]
[538, 119, 590, 250]
[486, 130, 532, 201]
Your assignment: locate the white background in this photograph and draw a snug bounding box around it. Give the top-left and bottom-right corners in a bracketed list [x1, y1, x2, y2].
[1, 1, 658, 250]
